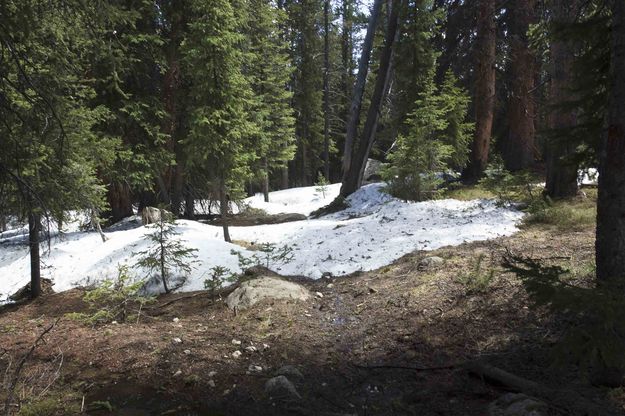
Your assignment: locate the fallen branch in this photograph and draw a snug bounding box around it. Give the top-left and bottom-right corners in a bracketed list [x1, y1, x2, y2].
[355, 363, 460, 372]
[464, 361, 620, 416]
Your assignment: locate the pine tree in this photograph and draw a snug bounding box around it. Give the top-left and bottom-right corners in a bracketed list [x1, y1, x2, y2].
[383, 72, 472, 201]
[246, 0, 297, 202]
[0, 0, 115, 297]
[287, 0, 325, 186]
[183, 0, 257, 242]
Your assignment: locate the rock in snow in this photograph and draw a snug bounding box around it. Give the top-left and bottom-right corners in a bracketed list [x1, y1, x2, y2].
[226, 276, 311, 311]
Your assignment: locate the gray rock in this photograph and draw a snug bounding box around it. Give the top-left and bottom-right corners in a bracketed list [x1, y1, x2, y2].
[226, 276, 311, 311]
[418, 256, 445, 270]
[363, 158, 384, 183]
[488, 393, 547, 416]
[275, 365, 304, 381]
[265, 375, 301, 400]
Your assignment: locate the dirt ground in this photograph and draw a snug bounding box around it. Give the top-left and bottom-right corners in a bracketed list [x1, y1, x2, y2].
[0, 220, 623, 415]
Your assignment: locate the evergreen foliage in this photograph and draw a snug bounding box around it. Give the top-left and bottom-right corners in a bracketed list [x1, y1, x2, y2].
[67, 265, 155, 326]
[503, 253, 625, 382]
[183, 0, 257, 207]
[135, 211, 198, 293]
[383, 72, 472, 201]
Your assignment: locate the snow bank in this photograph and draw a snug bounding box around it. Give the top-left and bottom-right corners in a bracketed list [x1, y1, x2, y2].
[0, 183, 523, 299]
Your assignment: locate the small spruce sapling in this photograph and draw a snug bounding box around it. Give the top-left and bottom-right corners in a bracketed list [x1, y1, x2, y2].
[231, 242, 294, 270]
[315, 172, 330, 199]
[135, 209, 198, 293]
[204, 266, 237, 300]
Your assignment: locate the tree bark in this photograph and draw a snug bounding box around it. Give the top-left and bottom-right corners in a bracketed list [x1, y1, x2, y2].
[341, 0, 400, 196]
[596, 0, 625, 284]
[28, 212, 41, 299]
[503, 0, 536, 172]
[106, 181, 133, 223]
[341, 0, 384, 182]
[323, 0, 331, 181]
[184, 184, 195, 220]
[263, 157, 270, 203]
[544, 0, 579, 198]
[219, 179, 231, 243]
[463, 0, 496, 183]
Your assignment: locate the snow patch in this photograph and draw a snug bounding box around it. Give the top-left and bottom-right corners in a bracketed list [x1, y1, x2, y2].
[0, 183, 523, 299]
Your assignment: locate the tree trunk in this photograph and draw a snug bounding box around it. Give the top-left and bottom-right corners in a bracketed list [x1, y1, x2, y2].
[263, 157, 270, 203]
[163, 5, 186, 215]
[160, 218, 169, 293]
[219, 179, 231, 243]
[341, 0, 400, 197]
[463, 0, 496, 183]
[28, 212, 41, 299]
[106, 181, 133, 223]
[503, 0, 536, 172]
[596, 0, 625, 284]
[184, 184, 195, 220]
[545, 0, 579, 199]
[341, 0, 384, 181]
[281, 166, 289, 189]
[323, 0, 331, 181]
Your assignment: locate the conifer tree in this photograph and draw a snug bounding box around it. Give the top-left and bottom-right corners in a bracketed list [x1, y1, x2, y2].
[247, 0, 297, 202]
[183, 0, 256, 242]
[0, 0, 115, 297]
[383, 72, 472, 201]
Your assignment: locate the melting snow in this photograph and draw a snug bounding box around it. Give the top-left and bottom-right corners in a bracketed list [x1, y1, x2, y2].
[0, 183, 523, 299]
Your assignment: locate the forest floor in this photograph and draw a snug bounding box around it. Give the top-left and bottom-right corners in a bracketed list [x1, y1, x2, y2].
[2, 195, 624, 416]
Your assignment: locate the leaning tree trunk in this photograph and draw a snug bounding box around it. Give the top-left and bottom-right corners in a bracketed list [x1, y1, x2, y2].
[28, 212, 41, 299]
[341, 0, 400, 196]
[503, 0, 536, 172]
[596, 0, 625, 284]
[463, 0, 496, 183]
[340, 0, 384, 189]
[545, 0, 579, 198]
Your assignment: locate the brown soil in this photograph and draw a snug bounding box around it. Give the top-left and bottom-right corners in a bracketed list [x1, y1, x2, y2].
[0, 223, 622, 415]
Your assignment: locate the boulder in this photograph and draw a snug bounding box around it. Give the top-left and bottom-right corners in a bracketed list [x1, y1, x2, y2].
[265, 375, 301, 400]
[226, 276, 311, 311]
[488, 393, 547, 416]
[275, 365, 304, 381]
[141, 207, 173, 226]
[363, 158, 384, 183]
[418, 256, 445, 270]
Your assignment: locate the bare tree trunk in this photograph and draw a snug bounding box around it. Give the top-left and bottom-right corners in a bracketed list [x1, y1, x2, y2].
[28, 212, 41, 299]
[263, 157, 270, 203]
[323, 0, 331, 181]
[463, 0, 496, 183]
[341, 0, 400, 196]
[184, 184, 195, 220]
[281, 166, 289, 189]
[341, 0, 384, 181]
[545, 0, 579, 198]
[219, 179, 231, 243]
[596, 0, 625, 284]
[106, 181, 133, 223]
[503, 0, 536, 172]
